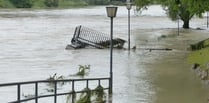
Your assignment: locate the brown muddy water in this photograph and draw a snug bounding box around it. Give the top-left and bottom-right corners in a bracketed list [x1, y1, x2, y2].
[0, 6, 209, 103]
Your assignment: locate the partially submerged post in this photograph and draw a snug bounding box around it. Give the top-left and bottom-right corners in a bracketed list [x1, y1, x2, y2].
[126, 0, 132, 51]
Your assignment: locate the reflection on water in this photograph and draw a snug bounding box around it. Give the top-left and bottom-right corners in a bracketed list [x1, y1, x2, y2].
[0, 6, 209, 103]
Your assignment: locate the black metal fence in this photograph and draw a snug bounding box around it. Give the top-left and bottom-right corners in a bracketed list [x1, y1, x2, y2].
[0, 78, 110, 103]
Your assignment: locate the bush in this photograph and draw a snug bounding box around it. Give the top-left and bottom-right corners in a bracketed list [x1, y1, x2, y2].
[58, 0, 88, 7]
[9, 0, 34, 8]
[85, 0, 110, 5]
[94, 0, 109, 5]
[32, 0, 47, 8]
[0, 0, 14, 8]
[44, 0, 58, 7]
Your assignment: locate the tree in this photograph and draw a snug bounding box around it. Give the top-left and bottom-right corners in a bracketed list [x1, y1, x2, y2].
[135, 0, 209, 29]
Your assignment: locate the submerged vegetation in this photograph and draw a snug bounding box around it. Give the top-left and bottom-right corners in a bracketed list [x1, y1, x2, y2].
[46, 73, 65, 92]
[76, 65, 90, 76]
[44, 65, 106, 103]
[66, 85, 106, 103]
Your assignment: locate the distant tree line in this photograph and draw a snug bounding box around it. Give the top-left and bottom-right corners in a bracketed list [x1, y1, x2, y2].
[0, 0, 123, 8]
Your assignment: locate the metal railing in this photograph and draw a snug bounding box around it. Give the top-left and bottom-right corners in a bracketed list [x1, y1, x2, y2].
[0, 77, 110, 103]
[70, 25, 125, 49]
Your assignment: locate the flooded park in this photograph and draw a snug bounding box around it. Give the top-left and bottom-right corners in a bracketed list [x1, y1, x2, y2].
[0, 5, 209, 103]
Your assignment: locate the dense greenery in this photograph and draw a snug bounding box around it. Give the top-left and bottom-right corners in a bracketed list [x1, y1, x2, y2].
[0, 0, 114, 8]
[44, 0, 58, 7]
[135, 0, 209, 29]
[0, 0, 14, 8]
[9, 0, 34, 8]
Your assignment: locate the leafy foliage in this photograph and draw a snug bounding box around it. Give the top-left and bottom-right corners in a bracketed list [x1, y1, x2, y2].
[92, 85, 106, 102]
[0, 0, 14, 8]
[134, 0, 152, 11]
[44, 0, 58, 7]
[9, 0, 34, 8]
[76, 88, 91, 103]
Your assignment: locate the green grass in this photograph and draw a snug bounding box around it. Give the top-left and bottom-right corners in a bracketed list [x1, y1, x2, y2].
[188, 38, 209, 70]
[188, 47, 209, 70]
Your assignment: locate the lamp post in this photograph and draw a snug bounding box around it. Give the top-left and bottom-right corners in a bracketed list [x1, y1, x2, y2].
[106, 6, 118, 94]
[126, 2, 132, 51]
[207, 12, 208, 28]
[177, 4, 181, 36]
[178, 14, 180, 36]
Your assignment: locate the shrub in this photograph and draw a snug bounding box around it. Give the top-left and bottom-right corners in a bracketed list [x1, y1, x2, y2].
[44, 0, 58, 7]
[0, 0, 14, 8]
[9, 0, 34, 8]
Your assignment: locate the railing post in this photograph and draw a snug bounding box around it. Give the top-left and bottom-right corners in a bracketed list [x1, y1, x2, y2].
[207, 12, 209, 28]
[86, 80, 89, 89]
[54, 81, 57, 103]
[98, 80, 101, 86]
[35, 82, 38, 103]
[72, 80, 75, 103]
[109, 78, 112, 95]
[17, 84, 21, 102]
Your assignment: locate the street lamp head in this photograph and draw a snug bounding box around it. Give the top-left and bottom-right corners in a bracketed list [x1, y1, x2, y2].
[126, 3, 132, 10]
[106, 6, 118, 18]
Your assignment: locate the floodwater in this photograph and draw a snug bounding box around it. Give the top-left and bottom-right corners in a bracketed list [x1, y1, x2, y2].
[0, 5, 209, 103]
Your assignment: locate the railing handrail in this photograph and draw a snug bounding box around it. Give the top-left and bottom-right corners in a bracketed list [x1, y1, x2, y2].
[0, 77, 109, 87]
[0, 77, 110, 103]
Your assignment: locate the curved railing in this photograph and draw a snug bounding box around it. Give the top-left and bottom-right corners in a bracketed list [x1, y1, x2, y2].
[0, 77, 110, 103]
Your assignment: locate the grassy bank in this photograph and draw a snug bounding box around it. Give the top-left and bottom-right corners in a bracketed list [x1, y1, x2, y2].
[188, 38, 209, 69]
[187, 37, 209, 80]
[188, 47, 209, 70]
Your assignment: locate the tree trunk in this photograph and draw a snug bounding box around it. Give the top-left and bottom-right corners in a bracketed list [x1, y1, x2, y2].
[183, 19, 189, 29]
